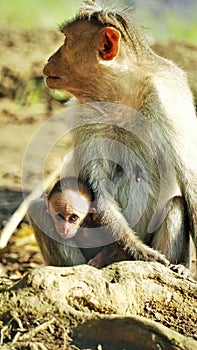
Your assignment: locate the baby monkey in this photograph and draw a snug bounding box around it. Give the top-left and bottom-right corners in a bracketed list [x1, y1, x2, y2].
[44, 177, 95, 240]
[44, 176, 129, 267]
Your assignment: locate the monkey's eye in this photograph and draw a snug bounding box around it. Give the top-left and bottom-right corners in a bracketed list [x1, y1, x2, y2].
[69, 214, 79, 223]
[55, 214, 65, 222]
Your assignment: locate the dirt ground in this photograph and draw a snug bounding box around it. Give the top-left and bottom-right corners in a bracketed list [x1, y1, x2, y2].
[0, 28, 72, 348]
[0, 27, 196, 348]
[0, 27, 67, 277]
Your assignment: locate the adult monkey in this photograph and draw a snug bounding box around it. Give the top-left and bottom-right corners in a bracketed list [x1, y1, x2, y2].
[43, 0, 197, 259]
[29, 102, 190, 272]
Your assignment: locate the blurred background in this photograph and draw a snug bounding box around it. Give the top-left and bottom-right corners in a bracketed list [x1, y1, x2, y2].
[0, 0, 197, 42]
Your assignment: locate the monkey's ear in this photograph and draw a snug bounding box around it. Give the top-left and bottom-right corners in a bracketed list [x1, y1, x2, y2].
[98, 27, 121, 61]
[43, 193, 49, 212]
[89, 207, 98, 221]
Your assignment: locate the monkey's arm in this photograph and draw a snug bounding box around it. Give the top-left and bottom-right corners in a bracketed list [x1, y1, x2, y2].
[97, 195, 170, 266]
[28, 199, 86, 266]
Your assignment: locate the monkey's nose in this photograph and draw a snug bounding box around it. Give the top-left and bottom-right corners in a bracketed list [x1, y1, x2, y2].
[64, 226, 69, 235]
[43, 63, 55, 76]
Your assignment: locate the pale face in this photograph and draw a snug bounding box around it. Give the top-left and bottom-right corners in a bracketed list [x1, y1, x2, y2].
[47, 189, 90, 239]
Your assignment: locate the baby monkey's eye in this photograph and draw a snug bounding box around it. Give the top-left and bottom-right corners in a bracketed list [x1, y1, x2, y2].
[56, 214, 65, 222]
[69, 214, 79, 223]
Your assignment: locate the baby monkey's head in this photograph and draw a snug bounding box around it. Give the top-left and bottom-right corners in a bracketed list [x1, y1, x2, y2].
[44, 177, 93, 239]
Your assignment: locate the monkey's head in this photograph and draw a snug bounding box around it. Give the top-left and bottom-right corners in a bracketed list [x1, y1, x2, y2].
[43, 18, 122, 101]
[44, 178, 94, 239]
[43, 3, 151, 102]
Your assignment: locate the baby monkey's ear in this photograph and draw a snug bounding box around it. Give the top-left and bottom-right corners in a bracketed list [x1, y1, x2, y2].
[89, 207, 98, 221]
[43, 193, 49, 213]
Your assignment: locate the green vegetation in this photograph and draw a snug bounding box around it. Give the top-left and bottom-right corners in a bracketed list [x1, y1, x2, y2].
[14, 77, 46, 105]
[165, 12, 197, 44]
[138, 7, 197, 44]
[0, 0, 81, 29]
[0, 1, 196, 44]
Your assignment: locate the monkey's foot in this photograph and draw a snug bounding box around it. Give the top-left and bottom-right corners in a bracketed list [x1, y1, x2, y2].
[87, 246, 115, 268]
[87, 243, 130, 269]
[87, 256, 104, 269]
[169, 264, 193, 279]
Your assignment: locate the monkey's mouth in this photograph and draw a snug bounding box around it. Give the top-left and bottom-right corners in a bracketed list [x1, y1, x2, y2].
[45, 76, 88, 100]
[47, 76, 60, 80]
[45, 76, 62, 88]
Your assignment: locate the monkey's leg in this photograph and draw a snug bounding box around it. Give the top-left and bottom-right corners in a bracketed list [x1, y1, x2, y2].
[151, 196, 191, 276]
[28, 199, 86, 266]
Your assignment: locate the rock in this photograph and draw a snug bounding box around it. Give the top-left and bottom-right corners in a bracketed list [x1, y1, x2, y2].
[0, 262, 196, 349]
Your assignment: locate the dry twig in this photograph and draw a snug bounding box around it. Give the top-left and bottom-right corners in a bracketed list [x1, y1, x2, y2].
[0, 167, 61, 249]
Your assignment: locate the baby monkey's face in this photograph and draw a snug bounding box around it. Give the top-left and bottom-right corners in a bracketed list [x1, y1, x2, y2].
[47, 189, 91, 239]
